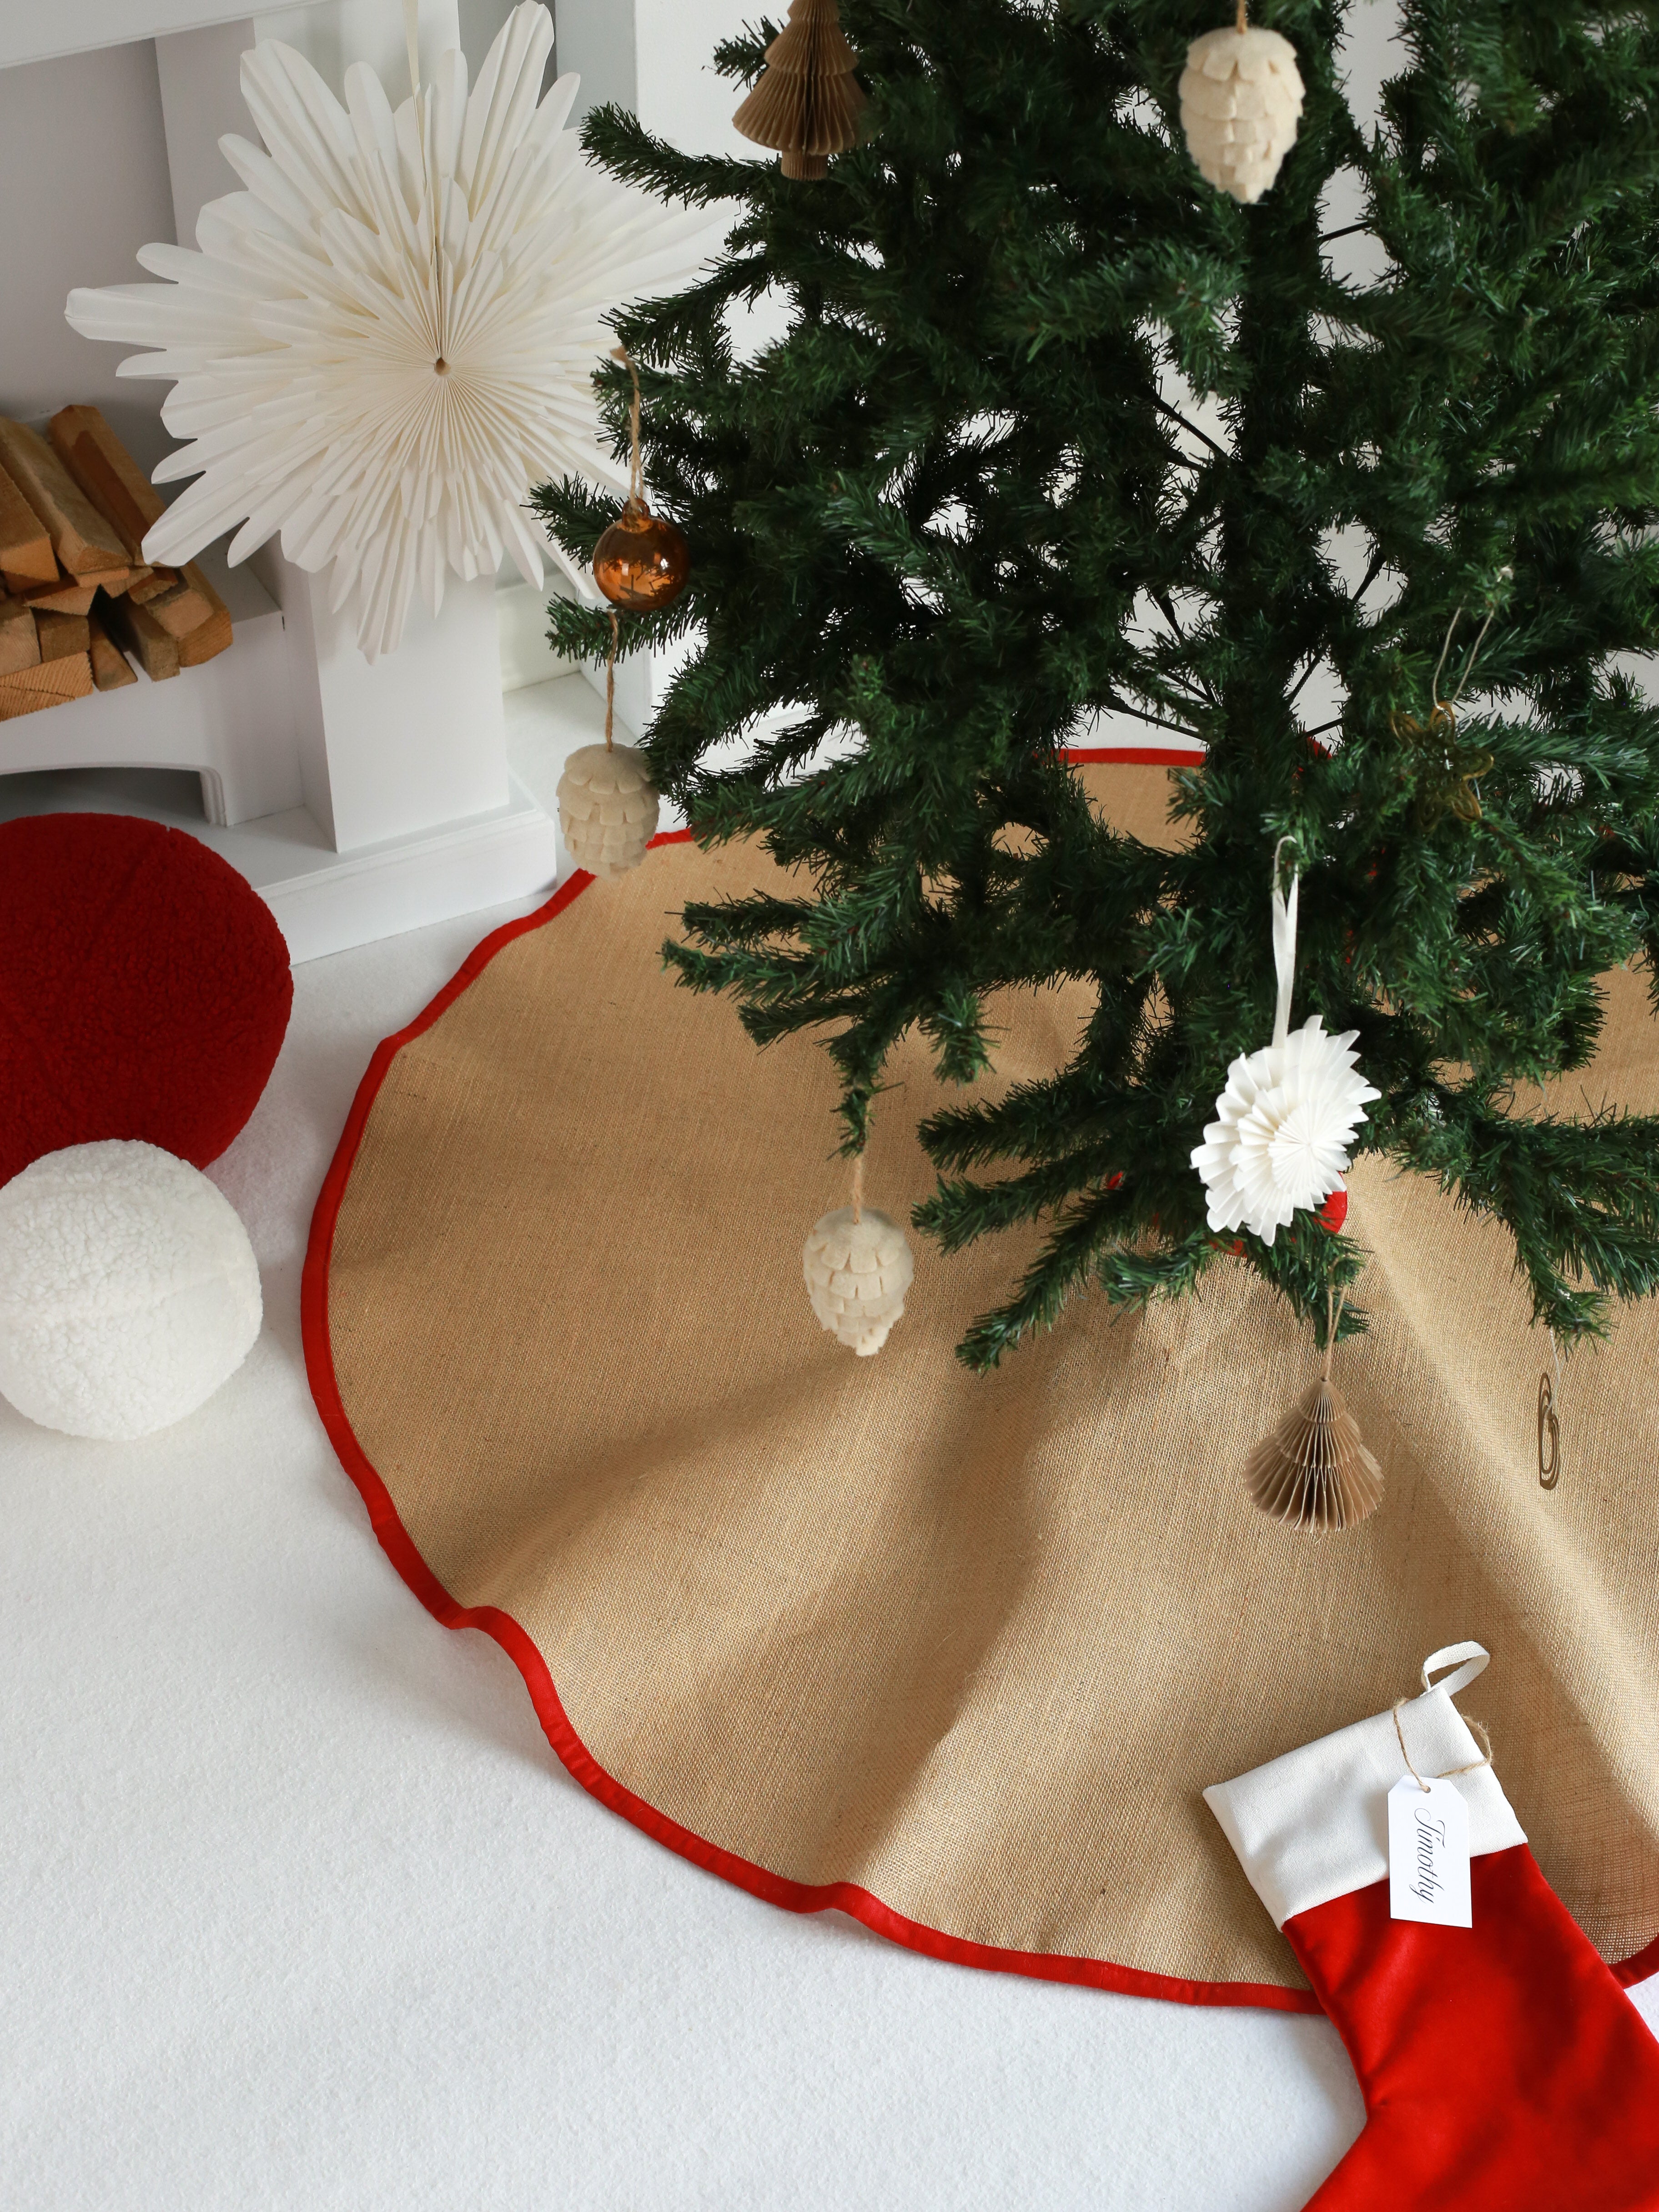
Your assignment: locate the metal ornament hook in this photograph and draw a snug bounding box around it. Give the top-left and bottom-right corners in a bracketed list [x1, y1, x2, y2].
[1431, 602, 1498, 714]
[1538, 1369, 1562, 1490]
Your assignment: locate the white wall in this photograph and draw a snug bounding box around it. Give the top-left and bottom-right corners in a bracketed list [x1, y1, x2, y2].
[247, 0, 457, 93]
[458, 0, 535, 79]
[556, 0, 752, 145]
[633, 0, 755, 155]
[0, 40, 177, 473]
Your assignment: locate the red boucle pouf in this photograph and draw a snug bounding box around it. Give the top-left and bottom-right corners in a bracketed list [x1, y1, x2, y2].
[0, 814, 292, 1191]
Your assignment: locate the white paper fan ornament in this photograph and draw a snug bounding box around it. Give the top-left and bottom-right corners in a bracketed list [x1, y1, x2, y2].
[1191, 851, 1378, 1243]
[65, 3, 712, 659]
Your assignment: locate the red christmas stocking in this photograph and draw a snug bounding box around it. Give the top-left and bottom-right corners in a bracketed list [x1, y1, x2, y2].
[1206, 1642, 1659, 2208]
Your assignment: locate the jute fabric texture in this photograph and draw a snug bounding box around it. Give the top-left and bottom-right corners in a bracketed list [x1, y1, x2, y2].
[317, 766, 1659, 2003]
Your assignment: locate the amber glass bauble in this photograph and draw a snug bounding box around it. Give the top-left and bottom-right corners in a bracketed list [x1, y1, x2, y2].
[592, 501, 690, 611]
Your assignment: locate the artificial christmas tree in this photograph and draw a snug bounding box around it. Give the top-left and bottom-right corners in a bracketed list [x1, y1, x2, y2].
[537, 0, 1659, 1378]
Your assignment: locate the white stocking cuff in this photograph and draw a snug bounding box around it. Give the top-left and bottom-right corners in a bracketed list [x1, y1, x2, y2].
[1203, 1643, 1528, 1928]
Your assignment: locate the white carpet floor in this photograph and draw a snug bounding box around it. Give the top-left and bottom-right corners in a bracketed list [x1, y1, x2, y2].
[3, 899, 1653, 2212]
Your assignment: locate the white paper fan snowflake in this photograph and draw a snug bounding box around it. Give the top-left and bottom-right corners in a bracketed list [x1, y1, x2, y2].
[65, 3, 712, 659]
[1191, 858, 1379, 1243]
[1191, 1014, 1378, 1243]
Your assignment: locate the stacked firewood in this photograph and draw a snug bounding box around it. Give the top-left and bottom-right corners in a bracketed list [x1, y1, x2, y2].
[0, 406, 231, 722]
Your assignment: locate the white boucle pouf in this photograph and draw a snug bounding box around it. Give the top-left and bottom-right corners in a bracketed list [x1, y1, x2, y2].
[0, 1139, 262, 1441]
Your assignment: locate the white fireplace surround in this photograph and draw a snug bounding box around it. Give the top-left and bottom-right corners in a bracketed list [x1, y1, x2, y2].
[0, 1, 744, 959]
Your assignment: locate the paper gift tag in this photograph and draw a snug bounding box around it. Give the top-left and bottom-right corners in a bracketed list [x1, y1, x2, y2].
[1388, 1776, 1472, 1927]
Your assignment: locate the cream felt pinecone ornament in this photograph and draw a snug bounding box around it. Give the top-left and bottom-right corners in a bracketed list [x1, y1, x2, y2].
[557, 743, 659, 879]
[1180, 12, 1304, 204]
[803, 1202, 914, 1356]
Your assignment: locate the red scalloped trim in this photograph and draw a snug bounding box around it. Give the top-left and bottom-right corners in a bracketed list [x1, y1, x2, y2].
[301, 794, 1659, 2009]
[1066, 744, 1206, 764]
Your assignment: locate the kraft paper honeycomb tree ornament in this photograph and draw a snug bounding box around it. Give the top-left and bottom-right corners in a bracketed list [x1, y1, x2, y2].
[1179, 3, 1304, 204]
[802, 1156, 915, 1356]
[1244, 1292, 1384, 1531]
[556, 351, 686, 879]
[733, 0, 869, 181]
[65, 4, 711, 659]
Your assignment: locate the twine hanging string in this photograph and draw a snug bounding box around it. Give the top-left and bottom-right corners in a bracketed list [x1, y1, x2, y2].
[1389, 602, 1499, 826]
[1431, 602, 1498, 715]
[601, 346, 646, 754]
[1322, 1283, 1346, 1385]
[1425, 602, 1497, 819]
[603, 609, 620, 753]
[1236, 0, 1248, 32]
[614, 345, 646, 512]
[850, 1150, 865, 1225]
[1393, 1701, 1493, 1795]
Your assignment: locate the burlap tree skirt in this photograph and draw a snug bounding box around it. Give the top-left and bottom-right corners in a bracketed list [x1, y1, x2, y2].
[304, 765, 1659, 2008]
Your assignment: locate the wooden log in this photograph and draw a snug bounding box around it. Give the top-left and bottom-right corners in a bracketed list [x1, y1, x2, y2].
[0, 595, 42, 676]
[17, 571, 97, 617]
[174, 559, 233, 667]
[47, 406, 159, 590]
[128, 565, 178, 606]
[0, 653, 93, 719]
[0, 417, 129, 583]
[97, 588, 180, 681]
[48, 405, 162, 535]
[35, 608, 92, 662]
[140, 572, 214, 640]
[0, 461, 56, 592]
[43, 417, 228, 659]
[87, 613, 136, 691]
